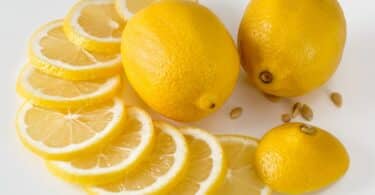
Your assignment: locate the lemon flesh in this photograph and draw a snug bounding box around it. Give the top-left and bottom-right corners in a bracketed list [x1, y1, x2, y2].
[16, 98, 126, 160]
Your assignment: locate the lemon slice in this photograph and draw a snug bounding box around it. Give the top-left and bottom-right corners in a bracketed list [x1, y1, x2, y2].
[29, 20, 122, 81]
[115, 0, 155, 20]
[167, 127, 227, 195]
[16, 98, 126, 160]
[46, 107, 154, 185]
[115, 0, 199, 21]
[87, 121, 188, 194]
[16, 65, 121, 109]
[216, 135, 271, 195]
[64, 0, 126, 54]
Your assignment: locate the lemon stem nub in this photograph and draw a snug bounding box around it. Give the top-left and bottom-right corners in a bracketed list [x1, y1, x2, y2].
[259, 71, 273, 84]
[300, 124, 317, 135]
[196, 94, 218, 111]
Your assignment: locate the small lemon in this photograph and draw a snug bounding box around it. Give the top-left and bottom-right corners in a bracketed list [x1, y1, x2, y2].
[255, 123, 350, 194]
[122, 0, 240, 121]
[238, 0, 346, 97]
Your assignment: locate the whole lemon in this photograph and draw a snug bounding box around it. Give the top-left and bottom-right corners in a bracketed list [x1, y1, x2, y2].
[122, 0, 240, 121]
[255, 123, 349, 194]
[238, 0, 346, 97]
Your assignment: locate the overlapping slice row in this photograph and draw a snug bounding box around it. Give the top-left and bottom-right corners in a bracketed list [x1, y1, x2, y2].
[64, 0, 126, 54]
[46, 107, 155, 185]
[217, 135, 271, 195]
[16, 65, 121, 109]
[16, 98, 126, 160]
[87, 122, 189, 194]
[29, 19, 122, 81]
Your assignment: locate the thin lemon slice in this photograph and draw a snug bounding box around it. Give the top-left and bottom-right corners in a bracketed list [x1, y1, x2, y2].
[16, 98, 126, 160]
[46, 107, 154, 185]
[115, 0, 199, 21]
[216, 135, 271, 195]
[64, 0, 126, 54]
[167, 127, 227, 195]
[87, 121, 188, 195]
[16, 65, 121, 109]
[29, 20, 122, 81]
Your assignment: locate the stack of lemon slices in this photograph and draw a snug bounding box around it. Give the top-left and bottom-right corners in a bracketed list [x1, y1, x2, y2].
[15, 0, 270, 194]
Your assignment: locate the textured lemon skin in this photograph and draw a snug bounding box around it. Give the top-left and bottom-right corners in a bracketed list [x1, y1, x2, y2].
[16, 101, 127, 161]
[255, 123, 350, 194]
[122, 0, 240, 122]
[238, 0, 346, 97]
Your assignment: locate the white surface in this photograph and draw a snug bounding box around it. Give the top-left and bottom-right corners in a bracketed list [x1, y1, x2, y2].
[0, 0, 374, 194]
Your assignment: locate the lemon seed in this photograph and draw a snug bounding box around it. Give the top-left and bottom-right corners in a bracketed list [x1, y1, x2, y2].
[330, 92, 343, 108]
[263, 93, 281, 103]
[301, 104, 314, 121]
[281, 114, 292, 123]
[300, 124, 317, 135]
[230, 107, 243, 119]
[291, 102, 302, 118]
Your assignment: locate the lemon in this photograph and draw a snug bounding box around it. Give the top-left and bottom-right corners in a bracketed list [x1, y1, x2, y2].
[115, 0, 199, 20]
[16, 98, 126, 160]
[167, 127, 227, 195]
[217, 135, 271, 195]
[64, 0, 126, 54]
[29, 20, 122, 81]
[122, 0, 240, 121]
[87, 121, 189, 195]
[46, 107, 154, 185]
[16, 65, 121, 109]
[255, 123, 350, 194]
[238, 0, 346, 97]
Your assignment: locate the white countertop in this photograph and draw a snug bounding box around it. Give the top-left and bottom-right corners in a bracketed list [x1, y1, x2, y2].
[0, 0, 374, 194]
